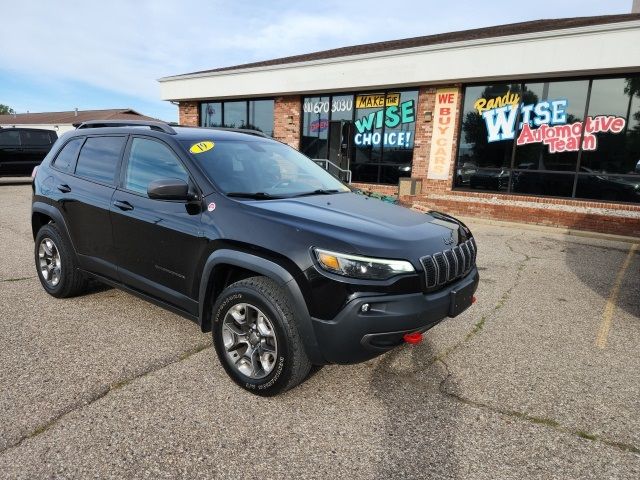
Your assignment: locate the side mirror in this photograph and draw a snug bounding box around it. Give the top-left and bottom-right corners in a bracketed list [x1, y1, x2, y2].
[147, 178, 190, 201]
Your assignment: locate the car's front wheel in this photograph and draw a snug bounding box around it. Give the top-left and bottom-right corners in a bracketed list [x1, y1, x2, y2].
[211, 276, 312, 396]
[34, 223, 87, 298]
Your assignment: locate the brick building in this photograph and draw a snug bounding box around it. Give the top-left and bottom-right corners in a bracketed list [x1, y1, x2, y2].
[159, 14, 640, 237]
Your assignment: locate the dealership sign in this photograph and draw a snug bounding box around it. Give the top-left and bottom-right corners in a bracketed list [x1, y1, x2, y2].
[355, 93, 400, 109]
[353, 99, 415, 148]
[478, 94, 626, 153]
[428, 88, 459, 180]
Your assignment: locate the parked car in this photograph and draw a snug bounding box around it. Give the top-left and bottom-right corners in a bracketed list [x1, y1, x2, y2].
[0, 127, 57, 176]
[31, 120, 478, 395]
[456, 161, 478, 185]
[469, 168, 509, 191]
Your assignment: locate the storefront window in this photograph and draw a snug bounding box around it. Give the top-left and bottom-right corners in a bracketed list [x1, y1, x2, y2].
[200, 102, 222, 127]
[248, 100, 274, 137]
[200, 99, 274, 136]
[455, 75, 640, 203]
[224, 101, 247, 129]
[513, 80, 589, 172]
[301, 90, 417, 185]
[300, 96, 330, 159]
[459, 83, 520, 171]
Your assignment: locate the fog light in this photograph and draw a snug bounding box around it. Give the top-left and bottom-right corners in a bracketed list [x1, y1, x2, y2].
[361, 303, 370, 313]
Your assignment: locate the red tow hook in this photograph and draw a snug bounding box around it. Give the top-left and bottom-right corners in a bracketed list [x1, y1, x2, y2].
[472, 296, 477, 304]
[403, 332, 423, 344]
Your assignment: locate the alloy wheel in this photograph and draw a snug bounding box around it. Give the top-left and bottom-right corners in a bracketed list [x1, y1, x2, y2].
[38, 237, 61, 287]
[221, 302, 278, 379]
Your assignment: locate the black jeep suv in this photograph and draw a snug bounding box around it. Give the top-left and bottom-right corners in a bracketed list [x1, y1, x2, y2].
[32, 120, 478, 395]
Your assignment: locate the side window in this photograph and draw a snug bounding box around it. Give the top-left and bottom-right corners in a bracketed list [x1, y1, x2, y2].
[52, 138, 84, 173]
[0, 130, 21, 146]
[124, 137, 189, 196]
[20, 130, 54, 146]
[75, 136, 125, 185]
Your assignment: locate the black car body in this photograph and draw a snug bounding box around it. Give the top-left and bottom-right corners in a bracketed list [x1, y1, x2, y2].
[31, 121, 478, 395]
[0, 127, 57, 176]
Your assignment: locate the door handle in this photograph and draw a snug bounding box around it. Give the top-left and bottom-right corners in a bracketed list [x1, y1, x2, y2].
[113, 200, 134, 211]
[57, 184, 71, 193]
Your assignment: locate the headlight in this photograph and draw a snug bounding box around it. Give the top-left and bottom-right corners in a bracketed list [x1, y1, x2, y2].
[313, 248, 414, 280]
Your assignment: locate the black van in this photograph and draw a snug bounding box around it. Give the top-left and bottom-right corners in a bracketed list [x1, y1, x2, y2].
[0, 127, 58, 176]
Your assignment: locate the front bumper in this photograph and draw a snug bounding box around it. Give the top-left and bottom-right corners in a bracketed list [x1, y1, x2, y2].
[311, 268, 479, 364]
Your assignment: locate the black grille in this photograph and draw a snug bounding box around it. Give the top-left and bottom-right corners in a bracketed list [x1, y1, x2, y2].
[421, 238, 477, 290]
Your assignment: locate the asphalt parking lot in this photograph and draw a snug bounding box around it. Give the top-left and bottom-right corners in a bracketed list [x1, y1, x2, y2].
[0, 179, 638, 479]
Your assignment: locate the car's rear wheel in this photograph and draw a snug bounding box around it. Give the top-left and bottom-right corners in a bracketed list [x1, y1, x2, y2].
[211, 276, 312, 396]
[34, 223, 87, 298]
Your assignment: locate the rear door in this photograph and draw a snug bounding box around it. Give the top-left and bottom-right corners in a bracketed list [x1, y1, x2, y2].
[0, 129, 23, 175]
[110, 135, 205, 314]
[57, 135, 127, 279]
[20, 130, 56, 175]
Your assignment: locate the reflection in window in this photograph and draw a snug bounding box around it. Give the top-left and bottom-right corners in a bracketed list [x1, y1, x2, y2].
[124, 138, 189, 196]
[458, 83, 521, 173]
[75, 136, 125, 184]
[454, 76, 640, 203]
[53, 138, 84, 173]
[576, 172, 640, 202]
[201, 102, 222, 127]
[300, 96, 330, 159]
[511, 171, 574, 197]
[580, 77, 640, 175]
[224, 101, 247, 129]
[200, 100, 274, 136]
[514, 80, 588, 172]
[352, 90, 417, 185]
[249, 100, 274, 137]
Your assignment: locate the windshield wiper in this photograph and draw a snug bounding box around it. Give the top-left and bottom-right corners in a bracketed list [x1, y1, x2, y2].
[290, 189, 344, 198]
[226, 192, 280, 200]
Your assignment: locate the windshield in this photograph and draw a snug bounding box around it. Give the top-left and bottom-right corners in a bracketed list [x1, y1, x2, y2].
[182, 139, 350, 198]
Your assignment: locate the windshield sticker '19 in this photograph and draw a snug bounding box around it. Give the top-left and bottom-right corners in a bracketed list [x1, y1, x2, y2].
[190, 141, 214, 154]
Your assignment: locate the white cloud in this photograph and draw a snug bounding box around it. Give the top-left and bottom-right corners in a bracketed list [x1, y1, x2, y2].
[0, 0, 631, 105]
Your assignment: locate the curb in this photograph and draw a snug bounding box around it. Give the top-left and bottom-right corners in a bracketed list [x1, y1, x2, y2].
[457, 216, 640, 244]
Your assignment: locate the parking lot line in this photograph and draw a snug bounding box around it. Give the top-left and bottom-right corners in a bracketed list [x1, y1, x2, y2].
[595, 243, 638, 349]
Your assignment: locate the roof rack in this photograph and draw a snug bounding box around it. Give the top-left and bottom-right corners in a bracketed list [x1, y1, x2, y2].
[76, 120, 176, 135]
[167, 124, 270, 138]
[209, 127, 269, 138]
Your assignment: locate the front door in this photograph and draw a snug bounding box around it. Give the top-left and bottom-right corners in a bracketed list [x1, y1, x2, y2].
[110, 136, 205, 315]
[328, 121, 354, 179]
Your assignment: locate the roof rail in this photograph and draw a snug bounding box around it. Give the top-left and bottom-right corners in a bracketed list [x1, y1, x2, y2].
[76, 120, 176, 134]
[204, 126, 270, 138]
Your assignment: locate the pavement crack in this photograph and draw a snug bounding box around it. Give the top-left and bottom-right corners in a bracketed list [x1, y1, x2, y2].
[0, 343, 212, 456]
[436, 358, 640, 456]
[431, 234, 532, 364]
[1, 276, 35, 282]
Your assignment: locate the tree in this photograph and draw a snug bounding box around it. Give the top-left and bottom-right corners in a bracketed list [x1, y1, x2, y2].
[0, 104, 16, 115]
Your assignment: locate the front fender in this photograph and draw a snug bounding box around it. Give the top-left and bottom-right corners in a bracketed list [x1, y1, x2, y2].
[198, 249, 325, 365]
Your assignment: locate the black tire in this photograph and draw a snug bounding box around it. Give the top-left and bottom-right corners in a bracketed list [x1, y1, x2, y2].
[211, 276, 312, 396]
[34, 222, 88, 298]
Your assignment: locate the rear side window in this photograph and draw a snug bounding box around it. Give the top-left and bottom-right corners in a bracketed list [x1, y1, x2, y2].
[52, 138, 84, 173]
[75, 136, 126, 184]
[124, 137, 189, 195]
[21, 130, 54, 146]
[0, 130, 20, 146]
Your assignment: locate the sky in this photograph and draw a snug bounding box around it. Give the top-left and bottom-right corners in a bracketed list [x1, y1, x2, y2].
[0, 0, 634, 122]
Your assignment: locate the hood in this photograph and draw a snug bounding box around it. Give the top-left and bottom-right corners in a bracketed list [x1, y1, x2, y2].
[234, 192, 469, 261]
